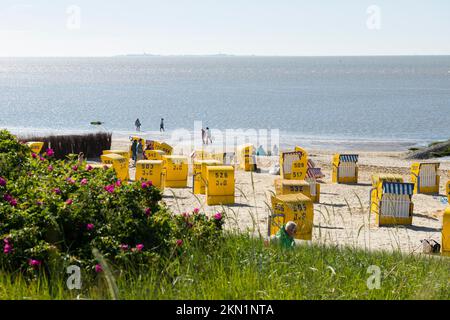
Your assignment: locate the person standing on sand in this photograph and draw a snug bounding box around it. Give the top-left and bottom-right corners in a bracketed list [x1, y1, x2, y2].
[201, 128, 206, 145]
[131, 138, 138, 163]
[160, 118, 165, 132]
[136, 139, 144, 161]
[206, 127, 212, 144]
[135, 118, 141, 132]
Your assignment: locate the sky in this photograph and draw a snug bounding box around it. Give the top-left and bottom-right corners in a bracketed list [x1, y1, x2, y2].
[0, 0, 449, 57]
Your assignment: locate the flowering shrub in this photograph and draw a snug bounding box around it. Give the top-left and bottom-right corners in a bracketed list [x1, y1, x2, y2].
[0, 131, 224, 276]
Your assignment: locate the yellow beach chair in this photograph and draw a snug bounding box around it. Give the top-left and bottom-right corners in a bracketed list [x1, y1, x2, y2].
[279, 150, 308, 180]
[370, 175, 414, 226]
[269, 193, 314, 240]
[26, 141, 44, 154]
[443, 206, 450, 255]
[237, 144, 256, 171]
[411, 162, 440, 194]
[135, 160, 164, 189]
[332, 154, 359, 184]
[205, 166, 235, 205]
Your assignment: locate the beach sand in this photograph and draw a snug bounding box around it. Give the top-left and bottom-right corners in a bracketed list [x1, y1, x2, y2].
[110, 138, 450, 254]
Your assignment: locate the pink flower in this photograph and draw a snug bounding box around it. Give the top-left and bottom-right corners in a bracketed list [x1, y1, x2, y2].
[145, 208, 151, 216]
[120, 244, 129, 251]
[0, 177, 6, 187]
[147, 181, 153, 187]
[176, 239, 183, 247]
[81, 178, 88, 185]
[39, 156, 45, 161]
[3, 194, 12, 202]
[53, 188, 61, 195]
[28, 259, 41, 268]
[31, 153, 37, 159]
[36, 200, 43, 206]
[214, 212, 222, 221]
[86, 223, 94, 231]
[104, 184, 115, 193]
[141, 182, 148, 189]
[136, 244, 144, 251]
[115, 179, 122, 187]
[193, 208, 200, 214]
[95, 264, 103, 273]
[47, 165, 53, 171]
[66, 199, 73, 205]
[72, 165, 78, 171]
[9, 198, 17, 207]
[46, 148, 54, 157]
[3, 243, 13, 254]
[86, 165, 93, 171]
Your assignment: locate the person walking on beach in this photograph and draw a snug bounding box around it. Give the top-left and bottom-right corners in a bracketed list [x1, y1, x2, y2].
[160, 118, 165, 132]
[135, 118, 141, 132]
[201, 128, 206, 145]
[206, 127, 212, 144]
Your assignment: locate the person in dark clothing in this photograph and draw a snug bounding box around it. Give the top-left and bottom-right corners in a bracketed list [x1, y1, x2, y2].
[131, 139, 138, 163]
[135, 118, 141, 132]
[160, 118, 165, 132]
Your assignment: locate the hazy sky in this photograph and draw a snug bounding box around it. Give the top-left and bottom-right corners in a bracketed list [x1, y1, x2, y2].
[0, 0, 449, 57]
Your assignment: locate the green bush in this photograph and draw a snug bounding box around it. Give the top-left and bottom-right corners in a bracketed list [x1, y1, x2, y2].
[0, 130, 224, 278]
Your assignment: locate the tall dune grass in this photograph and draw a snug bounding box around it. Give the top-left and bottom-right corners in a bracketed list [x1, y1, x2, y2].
[1, 234, 449, 300]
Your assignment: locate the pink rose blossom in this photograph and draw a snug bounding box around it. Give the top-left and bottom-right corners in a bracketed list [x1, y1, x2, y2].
[86, 165, 93, 171]
[48, 165, 53, 171]
[9, 199, 17, 207]
[214, 212, 222, 221]
[3, 194, 12, 202]
[66, 199, 73, 205]
[28, 259, 41, 268]
[104, 184, 115, 193]
[95, 264, 103, 273]
[66, 177, 76, 184]
[0, 177, 6, 187]
[39, 156, 45, 161]
[31, 153, 37, 159]
[115, 179, 122, 187]
[136, 244, 144, 251]
[3, 243, 13, 254]
[145, 208, 151, 216]
[53, 188, 61, 195]
[72, 165, 78, 171]
[193, 208, 199, 214]
[36, 200, 43, 206]
[46, 148, 54, 157]
[81, 178, 88, 185]
[86, 223, 94, 231]
[176, 239, 183, 247]
[141, 182, 148, 189]
[120, 244, 129, 251]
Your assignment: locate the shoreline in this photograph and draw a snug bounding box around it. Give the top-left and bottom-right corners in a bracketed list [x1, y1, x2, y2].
[4, 125, 444, 153]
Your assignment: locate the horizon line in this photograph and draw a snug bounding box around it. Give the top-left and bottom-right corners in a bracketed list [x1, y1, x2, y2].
[1, 53, 450, 59]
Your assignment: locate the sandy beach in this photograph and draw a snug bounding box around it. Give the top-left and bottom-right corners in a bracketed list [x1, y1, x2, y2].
[110, 137, 450, 254]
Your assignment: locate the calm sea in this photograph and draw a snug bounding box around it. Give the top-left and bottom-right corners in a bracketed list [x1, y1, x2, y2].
[1, 56, 449, 150]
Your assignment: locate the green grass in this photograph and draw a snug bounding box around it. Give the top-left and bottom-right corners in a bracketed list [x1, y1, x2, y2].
[1, 234, 449, 300]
